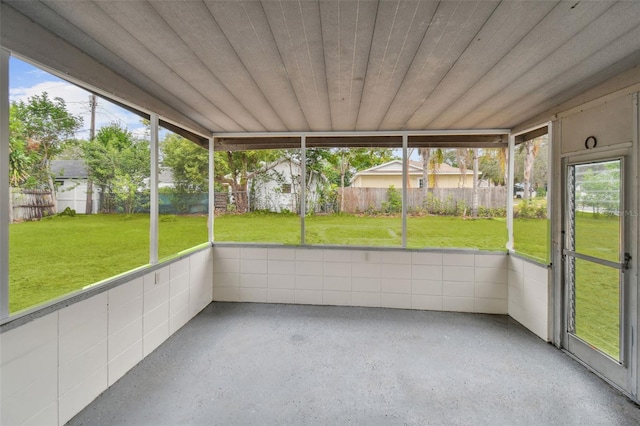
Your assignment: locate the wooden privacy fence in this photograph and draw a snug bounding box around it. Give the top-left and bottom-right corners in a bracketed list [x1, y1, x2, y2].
[11, 189, 55, 221]
[338, 187, 507, 214]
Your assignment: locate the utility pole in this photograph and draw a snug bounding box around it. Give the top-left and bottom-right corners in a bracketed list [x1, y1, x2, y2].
[85, 94, 96, 214]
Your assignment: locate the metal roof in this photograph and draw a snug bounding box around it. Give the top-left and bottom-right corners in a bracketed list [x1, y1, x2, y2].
[2, 1, 640, 144]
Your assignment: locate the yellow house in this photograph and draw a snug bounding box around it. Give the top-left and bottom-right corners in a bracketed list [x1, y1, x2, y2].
[350, 160, 478, 189]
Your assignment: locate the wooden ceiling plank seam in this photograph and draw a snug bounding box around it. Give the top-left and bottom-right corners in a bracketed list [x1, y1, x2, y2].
[149, 0, 272, 132]
[204, 0, 307, 131]
[8, 0, 222, 133]
[96, 0, 248, 132]
[356, 0, 432, 130]
[320, 0, 348, 129]
[369, 1, 427, 130]
[202, 1, 287, 130]
[380, 0, 496, 129]
[319, 0, 377, 131]
[355, 0, 401, 130]
[254, 0, 310, 130]
[80, 0, 237, 132]
[405, 0, 548, 129]
[376, 0, 445, 130]
[351, 0, 379, 131]
[467, 5, 640, 128]
[316, 0, 333, 131]
[427, 0, 562, 129]
[479, 28, 640, 129]
[261, 1, 315, 128]
[146, 2, 264, 132]
[2, 4, 216, 137]
[298, 0, 329, 126]
[399, 0, 499, 129]
[274, 0, 311, 125]
[461, 0, 640, 128]
[431, 0, 614, 129]
[192, 1, 289, 132]
[246, 0, 310, 131]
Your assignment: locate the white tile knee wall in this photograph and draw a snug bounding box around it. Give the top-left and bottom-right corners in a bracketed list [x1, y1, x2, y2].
[0, 247, 214, 425]
[507, 256, 550, 341]
[213, 247, 510, 315]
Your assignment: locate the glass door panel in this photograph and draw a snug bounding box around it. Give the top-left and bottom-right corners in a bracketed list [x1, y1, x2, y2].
[566, 159, 625, 365]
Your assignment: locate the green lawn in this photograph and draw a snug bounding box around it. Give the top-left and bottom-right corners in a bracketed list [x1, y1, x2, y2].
[10, 212, 619, 360]
[9, 214, 208, 313]
[513, 218, 549, 262]
[572, 213, 621, 359]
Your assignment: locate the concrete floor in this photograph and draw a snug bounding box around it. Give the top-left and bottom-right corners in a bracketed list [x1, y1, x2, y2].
[69, 303, 640, 425]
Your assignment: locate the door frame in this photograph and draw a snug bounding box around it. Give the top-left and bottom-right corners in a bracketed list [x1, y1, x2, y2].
[561, 154, 632, 392]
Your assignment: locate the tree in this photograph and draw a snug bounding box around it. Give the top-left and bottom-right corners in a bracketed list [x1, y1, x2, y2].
[521, 136, 545, 200]
[161, 134, 209, 213]
[83, 123, 150, 213]
[214, 150, 282, 213]
[161, 133, 209, 192]
[326, 148, 395, 212]
[8, 104, 32, 187]
[10, 92, 83, 211]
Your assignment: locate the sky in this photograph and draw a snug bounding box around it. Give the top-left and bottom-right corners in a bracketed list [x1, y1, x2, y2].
[9, 56, 148, 139]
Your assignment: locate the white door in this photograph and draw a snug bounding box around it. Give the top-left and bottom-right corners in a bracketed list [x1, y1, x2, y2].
[563, 156, 634, 393]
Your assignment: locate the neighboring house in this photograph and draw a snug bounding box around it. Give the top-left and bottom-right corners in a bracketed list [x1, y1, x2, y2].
[51, 159, 99, 214]
[52, 161, 176, 214]
[249, 158, 321, 213]
[350, 160, 479, 189]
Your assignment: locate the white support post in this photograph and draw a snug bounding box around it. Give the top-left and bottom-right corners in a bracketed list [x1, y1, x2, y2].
[402, 134, 408, 248]
[149, 113, 159, 264]
[550, 119, 563, 348]
[0, 49, 10, 319]
[506, 134, 516, 252]
[208, 136, 215, 244]
[300, 135, 306, 245]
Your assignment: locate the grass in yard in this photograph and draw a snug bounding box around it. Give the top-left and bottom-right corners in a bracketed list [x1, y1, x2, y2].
[513, 218, 549, 262]
[9, 214, 208, 313]
[407, 216, 507, 251]
[213, 213, 300, 244]
[571, 213, 621, 359]
[306, 214, 402, 246]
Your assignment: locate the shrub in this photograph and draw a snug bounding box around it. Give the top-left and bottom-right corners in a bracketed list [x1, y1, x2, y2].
[57, 207, 76, 217]
[514, 199, 547, 219]
[381, 185, 402, 214]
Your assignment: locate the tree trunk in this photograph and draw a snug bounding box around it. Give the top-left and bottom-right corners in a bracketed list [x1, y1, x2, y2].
[47, 173, 57, 214]
[523, 141, 534, 200]
[85, 178, 93, 214]
[232, 181, 249, 213]
[340, 172, 345, 213]
[421, 148, 430, 210]
[501, 147, 508, 186]
[471, 149, 479, 218]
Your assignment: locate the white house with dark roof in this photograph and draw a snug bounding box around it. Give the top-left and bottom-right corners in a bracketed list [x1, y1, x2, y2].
[51, 160, 98, 214]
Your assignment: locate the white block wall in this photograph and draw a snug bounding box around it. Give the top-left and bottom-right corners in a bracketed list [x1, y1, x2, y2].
[0, 247, 213, 426]
[213, 247, 509, 314]
[507, 256, 550, 341]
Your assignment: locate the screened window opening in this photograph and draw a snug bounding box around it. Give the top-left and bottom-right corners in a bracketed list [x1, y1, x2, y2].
[512, 133, 549, 263]
[406, 147, 508, 250]
[158, 127, 209, 261]
[7, 57, 152, 313]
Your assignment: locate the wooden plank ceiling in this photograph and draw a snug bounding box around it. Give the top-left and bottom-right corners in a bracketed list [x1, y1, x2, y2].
[2, 0, 640, 142]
